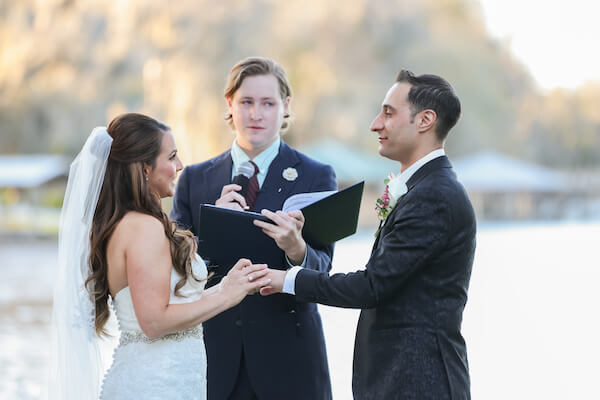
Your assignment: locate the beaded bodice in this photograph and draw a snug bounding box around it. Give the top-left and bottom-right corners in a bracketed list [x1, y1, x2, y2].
[101, 254, 208, 399]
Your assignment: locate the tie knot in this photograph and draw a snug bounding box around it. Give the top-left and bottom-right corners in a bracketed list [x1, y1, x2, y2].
[249, 160, 259, 176]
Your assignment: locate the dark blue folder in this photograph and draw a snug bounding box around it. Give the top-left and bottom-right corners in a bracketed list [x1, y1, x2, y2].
[197, 181, 364, 274]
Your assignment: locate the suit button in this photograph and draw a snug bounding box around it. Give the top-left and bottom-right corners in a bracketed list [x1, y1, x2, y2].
[296, 322, 301, 327]
[235, 320, 243, 327]
[289, 309, 296, 313]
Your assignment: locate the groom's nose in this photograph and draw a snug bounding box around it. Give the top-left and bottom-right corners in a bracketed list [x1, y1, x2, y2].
[370, 113, 384, 132]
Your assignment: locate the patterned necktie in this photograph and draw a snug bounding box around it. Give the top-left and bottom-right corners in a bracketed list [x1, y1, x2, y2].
[246, 161, 259, 211]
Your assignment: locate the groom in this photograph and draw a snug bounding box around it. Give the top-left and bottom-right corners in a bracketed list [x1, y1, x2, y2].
[260, 70, 476, 400]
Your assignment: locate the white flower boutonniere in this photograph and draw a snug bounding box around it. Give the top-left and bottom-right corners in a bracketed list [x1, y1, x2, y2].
[375, 172, 408, 222]
[387, 173, 408, 203]
[282, 167, 298, 181]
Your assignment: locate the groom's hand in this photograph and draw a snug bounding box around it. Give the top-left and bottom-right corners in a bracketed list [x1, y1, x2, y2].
[254, 209, 306, 265]
[259, 269, 286, 296]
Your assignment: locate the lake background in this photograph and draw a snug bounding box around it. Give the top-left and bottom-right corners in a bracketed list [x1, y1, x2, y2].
[2, 221, 599, 399]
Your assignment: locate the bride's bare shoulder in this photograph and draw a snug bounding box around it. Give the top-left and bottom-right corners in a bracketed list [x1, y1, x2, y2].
[115, 212, 165, 241]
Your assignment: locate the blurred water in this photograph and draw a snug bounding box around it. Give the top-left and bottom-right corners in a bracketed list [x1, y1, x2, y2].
[322, 222, 600, 400]
[0, 238, 55, 400]
[1, 222, 599, 399]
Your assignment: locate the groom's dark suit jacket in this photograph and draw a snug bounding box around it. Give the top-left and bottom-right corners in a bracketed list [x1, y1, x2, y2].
[295, 156, 476, 400]
[171, 141, 335, 400]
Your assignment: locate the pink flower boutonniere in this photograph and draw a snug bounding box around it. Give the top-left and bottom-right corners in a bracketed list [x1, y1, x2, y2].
[375, 172, 408, 231]
[375, 174, 395, 221]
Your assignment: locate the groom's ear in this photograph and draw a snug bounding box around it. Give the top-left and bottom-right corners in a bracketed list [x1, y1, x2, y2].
[416, 109, 436, 133]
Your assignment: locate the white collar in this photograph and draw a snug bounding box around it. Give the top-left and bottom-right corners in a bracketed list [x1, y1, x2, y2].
[230, 137, 281, 186]
[398, 148, 445, 184]
[231, 137, 280, 171]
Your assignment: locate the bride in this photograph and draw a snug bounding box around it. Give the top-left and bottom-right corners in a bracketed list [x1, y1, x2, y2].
[49, 113, 270, 399]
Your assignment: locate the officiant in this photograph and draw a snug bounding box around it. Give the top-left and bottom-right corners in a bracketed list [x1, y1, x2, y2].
[171, 56, 336, 400]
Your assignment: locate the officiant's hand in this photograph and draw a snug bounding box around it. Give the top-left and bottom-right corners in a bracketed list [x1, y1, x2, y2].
[254, 209, 306, 265]
[219, 259, 271, 306]
[215, 184, 248, 211]
[259, 269, 285, 296]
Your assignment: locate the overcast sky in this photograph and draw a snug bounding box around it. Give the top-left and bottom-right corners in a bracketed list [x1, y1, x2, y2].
[478, 0, 599, 90]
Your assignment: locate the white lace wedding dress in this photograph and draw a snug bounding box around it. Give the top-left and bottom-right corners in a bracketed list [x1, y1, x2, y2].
[100, 255, 208, 400]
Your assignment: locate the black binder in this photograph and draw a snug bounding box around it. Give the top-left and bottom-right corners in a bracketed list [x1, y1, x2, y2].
[196, 181, 364, 271]
[300, 181, 364, 246]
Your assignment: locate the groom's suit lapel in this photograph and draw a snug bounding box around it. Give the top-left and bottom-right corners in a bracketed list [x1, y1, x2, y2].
[404, 155, 451, 192]
[372, 156, 451, 251]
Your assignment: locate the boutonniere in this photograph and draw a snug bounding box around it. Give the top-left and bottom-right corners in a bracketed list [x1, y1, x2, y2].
[282, 167, 298, 181]
[375, 173, 408, 234]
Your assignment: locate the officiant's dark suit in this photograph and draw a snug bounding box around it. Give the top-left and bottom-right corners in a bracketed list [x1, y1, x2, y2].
[171, 140, 335, 400]
[266, 70, 476, 400]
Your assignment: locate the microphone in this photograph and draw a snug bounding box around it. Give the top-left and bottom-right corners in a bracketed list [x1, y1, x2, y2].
[232, 161, 255, 199]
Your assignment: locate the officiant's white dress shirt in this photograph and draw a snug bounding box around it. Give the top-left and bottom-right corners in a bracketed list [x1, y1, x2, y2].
[230, 137, 281, 187]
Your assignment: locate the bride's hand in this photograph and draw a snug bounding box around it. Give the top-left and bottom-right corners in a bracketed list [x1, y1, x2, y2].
[219, 259, 270, 307]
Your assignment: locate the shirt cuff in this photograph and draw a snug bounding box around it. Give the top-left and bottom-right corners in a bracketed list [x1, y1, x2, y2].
[283, 266, 303, 295]
[285, 247, 307, 268]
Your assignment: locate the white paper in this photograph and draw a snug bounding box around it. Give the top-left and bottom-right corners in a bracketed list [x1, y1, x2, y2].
[282, 190, 337, 213]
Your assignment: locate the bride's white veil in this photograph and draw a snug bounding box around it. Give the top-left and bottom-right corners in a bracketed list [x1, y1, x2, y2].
[48, 127, 113, 399]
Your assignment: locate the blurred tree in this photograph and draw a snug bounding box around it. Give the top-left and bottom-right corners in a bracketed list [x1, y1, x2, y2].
[0, 0, 598, 168]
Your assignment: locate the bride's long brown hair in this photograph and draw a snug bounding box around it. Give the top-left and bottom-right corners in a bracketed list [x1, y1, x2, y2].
[86, 113, 196, 336]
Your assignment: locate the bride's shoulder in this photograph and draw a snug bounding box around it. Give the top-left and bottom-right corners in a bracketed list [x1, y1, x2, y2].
[116, 212, 165, 240]
[118, 211, 160, 225]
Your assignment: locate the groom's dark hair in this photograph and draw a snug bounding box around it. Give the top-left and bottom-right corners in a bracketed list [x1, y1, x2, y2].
[396, 69, 461, 142]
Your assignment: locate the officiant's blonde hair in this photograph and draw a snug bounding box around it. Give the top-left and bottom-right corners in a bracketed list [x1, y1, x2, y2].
[224, 56, 293, 131]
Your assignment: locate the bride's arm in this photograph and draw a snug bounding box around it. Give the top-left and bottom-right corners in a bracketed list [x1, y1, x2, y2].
[123, 214, 269, 340]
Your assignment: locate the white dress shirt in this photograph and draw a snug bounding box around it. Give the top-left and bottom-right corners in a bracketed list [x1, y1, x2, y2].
[230, 137, 281, 188]
[282, 148, 446, 295]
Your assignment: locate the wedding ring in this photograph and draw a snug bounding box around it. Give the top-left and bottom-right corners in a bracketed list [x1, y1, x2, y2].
[248, 274, 253, 282]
